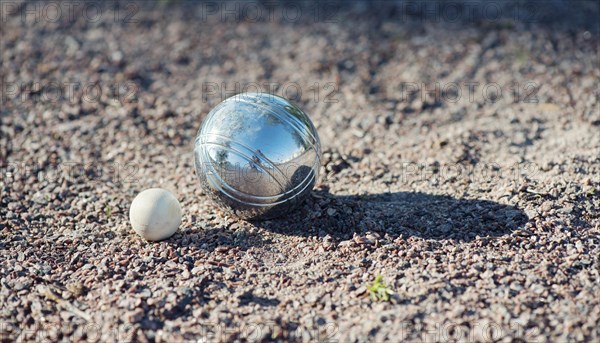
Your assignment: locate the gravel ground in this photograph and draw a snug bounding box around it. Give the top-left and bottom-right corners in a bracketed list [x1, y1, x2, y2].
[1, 1, 599, 342]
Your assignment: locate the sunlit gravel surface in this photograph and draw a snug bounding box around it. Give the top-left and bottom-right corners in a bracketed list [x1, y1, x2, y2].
[1, 1, 599, 342]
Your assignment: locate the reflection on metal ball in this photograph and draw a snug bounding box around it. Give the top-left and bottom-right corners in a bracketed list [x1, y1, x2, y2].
[194, 92, 321, 220]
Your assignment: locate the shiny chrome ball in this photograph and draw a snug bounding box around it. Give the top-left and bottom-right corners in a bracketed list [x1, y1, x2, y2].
[194, 93, 321, 220]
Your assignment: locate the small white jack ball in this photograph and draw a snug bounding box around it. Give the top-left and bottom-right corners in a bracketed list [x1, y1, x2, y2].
[129, 188, 182, 241]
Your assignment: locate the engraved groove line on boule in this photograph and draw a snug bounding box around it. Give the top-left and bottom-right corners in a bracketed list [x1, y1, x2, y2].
[200, 143, 318, 206]
[200, 141, 286, 193]
[202, 132, 289, 181]
[201, 155, 318, 208]
[200, 142, 319, 202]
[200, 132, 320, 197]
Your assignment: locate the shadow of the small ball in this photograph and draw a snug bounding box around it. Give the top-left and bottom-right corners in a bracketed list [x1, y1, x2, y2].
[258, 188, 529, 242]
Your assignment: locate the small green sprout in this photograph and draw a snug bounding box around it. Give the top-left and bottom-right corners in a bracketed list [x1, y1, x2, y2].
[367, 275, 393, 302]
[515, 46, 529, 64]
[105, 205, 112, 219]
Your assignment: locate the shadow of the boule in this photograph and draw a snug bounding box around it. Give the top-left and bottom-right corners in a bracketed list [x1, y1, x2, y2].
[258, 188, 528, 242]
